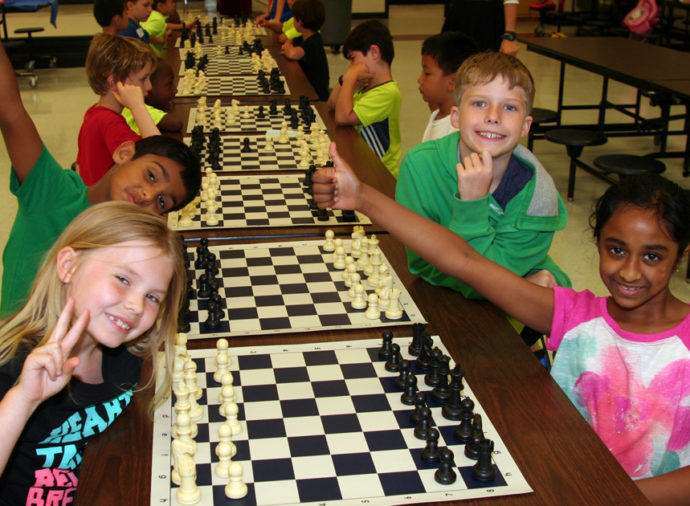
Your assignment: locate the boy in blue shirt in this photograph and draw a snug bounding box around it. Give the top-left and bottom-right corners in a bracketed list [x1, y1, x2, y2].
[118, 0, 153, 43]
[328, 20, 401, 178]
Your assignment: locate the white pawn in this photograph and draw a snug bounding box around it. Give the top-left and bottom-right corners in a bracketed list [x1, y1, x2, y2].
[225, 402, 242, 435]
[348, 273, 361, 297]
[184, 371, 204, 422]
[214, 338, 230, 382]
[333, 246, 346, 270]
[217, 421, 237, 457]
[224, 462, 248, 499]
[184, 358, 203, 400]
[385, 287, 403, 320]
[323, 229, 335, 252]
[205, 209, 219, 226]
[356, 245, 369, 270]
[175, 333, 189, 359]
[215, 440, 233, 478]
[218, 384, 237, 416]
[172, 355, 186, 392]
[350, 235, 362, 259]
[365, 293, 380, 320]
[344, 261, 357, 287]
[351, 283, 367, 310]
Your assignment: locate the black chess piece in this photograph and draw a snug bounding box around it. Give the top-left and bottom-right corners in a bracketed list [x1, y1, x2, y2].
[472, 439, 496, 482]
[283, 98, 292, 115]
[316, 208, 329, 222]
[269, 99, 278, 115]
[257, 105, 265, 118]
[421, 427, 441, 463]
[413, 406, 432, 440]
[464, 414, 484, 460]
[225, 45, 230, 55]
[424, 347, 443, 387]
[378, 330, 394, 359]
[384, 343, 402, 372]
[431, 355, 452, 402]
[341, 210, 357, 222]
[409, 391, 427, 425]
[395, 359, 411, 390]
[241, 137, 252, 153]
[400, 372, 418, 406]
[415, 336, 433, 371]
[197, 273, 211, 298]
[434, 449, 457, 485]
[442, 364, 465, 420]
[205, 252, 218, 278]
[205, 301, 222, 329]
[210, 290, 226, 309]
[177, 305, 191, 333]
[453, 397, 475, 443]
[409, 323, 425, 356]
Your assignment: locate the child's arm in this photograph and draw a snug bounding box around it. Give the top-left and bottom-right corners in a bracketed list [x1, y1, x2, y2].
[0, 37, 43, 184]
[157, 112, 183, 132]
[333, 63, 374, 125]
[114, 82, 161, 137]
[0, 299, 87, 474]
[636, 467, 690, 505]
[280, 39, 304, 61]
[312, 142, 555, 333]
[500, 2, 519, 56]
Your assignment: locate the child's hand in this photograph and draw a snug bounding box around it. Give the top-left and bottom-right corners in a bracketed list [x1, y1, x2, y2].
[312, 143, 361, 210]
[457, 150, 493, 201]
[280, 39, 293, 54]
[113, 81, 145, 109]
[255, 13, 268, 25]
[345, 62, 374, 89]
[16, 298, 86, 405]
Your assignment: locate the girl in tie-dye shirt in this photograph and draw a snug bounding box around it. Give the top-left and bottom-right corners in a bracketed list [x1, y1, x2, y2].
[312, 149, 690, 503]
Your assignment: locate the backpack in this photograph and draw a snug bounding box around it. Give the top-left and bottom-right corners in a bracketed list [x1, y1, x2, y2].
[622, 0, 659, 35]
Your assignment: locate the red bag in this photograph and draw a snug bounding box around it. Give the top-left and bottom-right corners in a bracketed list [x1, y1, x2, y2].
[622, 0, 659, 35]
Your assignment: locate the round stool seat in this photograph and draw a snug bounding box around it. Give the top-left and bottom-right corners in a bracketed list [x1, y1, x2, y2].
[544, 128, 607, 147]
[531, 107, 559, 125]
[593, 154, 666, 177]
[14, 27, 44, 36]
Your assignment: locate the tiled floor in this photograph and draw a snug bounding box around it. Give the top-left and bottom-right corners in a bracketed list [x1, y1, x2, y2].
[1, 1, 688, 303]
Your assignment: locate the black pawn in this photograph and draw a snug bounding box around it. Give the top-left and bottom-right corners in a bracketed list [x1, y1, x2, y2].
[431, 355, 451, 402]
[400, 373, 418, 406]
[224, 45, 230, 54]
[409, 323, 426, 356]
[442, 364, 464, 420]
[413, 407, 432, 440]
[177, 306, 190, 333]
[197, 273, 210, 298]
[341, 209, 357, 222]
[464, 414, 484, 460]
[316, 208, 329, 221]
[472, 439, 496, 482]
[453, 397, 475, 443]
[257, 105, 265, 118]
[424, 347, 443, 387]
[384, 343, 402, 372]
[395, 359, 411, 390]
[415, 336, 433, 371]
[434, 449, 457, 485]
[205, 301, 222, 329]
[409, 391, 427, 425]
[378, 330, 394, 360]
[241, 137, 252, 153]
[421, 427, 441, 463]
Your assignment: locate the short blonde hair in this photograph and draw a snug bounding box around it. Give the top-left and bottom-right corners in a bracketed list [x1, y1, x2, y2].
[0, 202, 186, 412]
[86, 33, 157, 95]
[453, 51, 535, 114]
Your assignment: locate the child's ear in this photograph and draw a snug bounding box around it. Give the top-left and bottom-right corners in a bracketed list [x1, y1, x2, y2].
[368, 44, 381, 61]
[450, 106, 460, 129]
[113, 140, 136, 164]
[106, 74, 118, 92]
[521, 114, 533, 138]
[57, 247, 77, 283]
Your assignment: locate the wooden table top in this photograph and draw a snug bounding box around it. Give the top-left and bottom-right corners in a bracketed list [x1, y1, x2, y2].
[71, 37, 650, 506]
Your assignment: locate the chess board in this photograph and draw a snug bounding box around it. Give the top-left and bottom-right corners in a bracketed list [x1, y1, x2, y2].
[181, 239, 425, 339]
[181, 44, 243, 57]
[177, 76, 290, 98]
[180, 59, 259, 76]
[186, 105, 325, 134]
[185, 134, 329, 173]
[168, 175, 371, 231]
[150, 337, 533, 505]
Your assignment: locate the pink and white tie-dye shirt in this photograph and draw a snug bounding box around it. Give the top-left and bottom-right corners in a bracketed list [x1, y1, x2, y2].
[548, 287, 690, 479]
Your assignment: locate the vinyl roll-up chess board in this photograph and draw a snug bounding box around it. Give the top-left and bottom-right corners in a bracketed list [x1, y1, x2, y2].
[186, 104, 325, 134]
[168, 175, 371, 231]
[151, 336, 533, 505]
[176, 76, 290, 98]
[180, 239, 426, 339]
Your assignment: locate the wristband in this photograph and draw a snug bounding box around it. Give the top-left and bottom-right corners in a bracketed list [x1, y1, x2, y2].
[502, 31, 517, 41]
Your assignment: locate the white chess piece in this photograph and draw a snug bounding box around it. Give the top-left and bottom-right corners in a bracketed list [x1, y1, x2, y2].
[184, 358, 203, 400]
[215, 440, 233, 478]
[385, 288, 404, 319]
[225, 402, 242, 435]
[365, 293, 380, 320]
[224, 462, 248, 499]
[351, 283, 367, 310]
[217, 421, 237, 457]
[218, 384, 237, 416]
[348, 273, 361, 297]
[171, 437, 197, 486]
[344, 261, 357, 287]
[323, 229, 335, 252]
[176, 452, 201, 505]
[214, 339, 230, 382]
[333, 246, 346, 270]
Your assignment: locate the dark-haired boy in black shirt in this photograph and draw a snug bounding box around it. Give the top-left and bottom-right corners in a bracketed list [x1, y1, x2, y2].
[280, 0, 329, 101]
